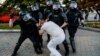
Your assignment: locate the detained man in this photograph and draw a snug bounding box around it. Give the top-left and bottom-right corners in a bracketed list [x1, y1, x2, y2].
[39, 19, 65, 56]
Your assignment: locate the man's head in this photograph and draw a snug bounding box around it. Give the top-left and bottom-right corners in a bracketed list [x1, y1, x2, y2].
[31, 3, 39, 11]
[40, 19, 49, 26]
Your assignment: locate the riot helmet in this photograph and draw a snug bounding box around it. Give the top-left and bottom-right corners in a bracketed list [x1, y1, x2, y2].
[23, 13, 32, 21]
[31, 3, 39, 11]
[46, 0, 53, 6]
[53, 2, 61, 13]
[19, 11, 31, 21]
[69, 1, 77, 9]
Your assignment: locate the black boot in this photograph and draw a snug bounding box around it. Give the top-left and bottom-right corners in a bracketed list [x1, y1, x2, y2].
[71, 41, 76, 53]
[63, 40, 69, 55]
[35, 48, 43, 54]
[11, 44, 20, 56]
[11, 53, 18, 56]
[65, 52, 69, 56]
[39, 36, 43, 47]
[34, 44, 43, 54]
[72, 48, 76, 53]
[47, 34, 50, 42]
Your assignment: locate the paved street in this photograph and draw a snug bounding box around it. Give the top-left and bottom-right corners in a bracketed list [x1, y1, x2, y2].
[0, 29, 100, 56]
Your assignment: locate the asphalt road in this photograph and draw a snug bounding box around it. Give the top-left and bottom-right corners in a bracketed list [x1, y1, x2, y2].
[0, 29, 100, 56]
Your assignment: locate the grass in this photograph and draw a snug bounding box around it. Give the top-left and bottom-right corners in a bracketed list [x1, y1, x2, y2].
[84, 22, 100, 28]
[0, 22, 100, 29]
[0, 23, 20, 29]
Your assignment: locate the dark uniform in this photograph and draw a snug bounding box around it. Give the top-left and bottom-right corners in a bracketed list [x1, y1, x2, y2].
[30, 3, 43, 47]
[65, 1, 84, 53]
[44, 5, 52, 20]
[44, 0, 53, 42]
[11, 11, 42, 56]
[30, 11, 43, 47]
[47, 2, 69, 56]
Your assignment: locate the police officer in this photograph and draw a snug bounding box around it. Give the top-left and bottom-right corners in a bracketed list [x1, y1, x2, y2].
[65, 1, 84, 53]
[9, 4, 42, 56]
[44, 0, 53, 42]
[47, 2, 69, 56]
[30, 3, 43, 47]
[44, 0, 53, 20]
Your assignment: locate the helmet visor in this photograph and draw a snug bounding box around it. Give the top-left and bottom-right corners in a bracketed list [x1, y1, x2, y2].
[23, 13, 32, 21]
[46, 1, 53, 5]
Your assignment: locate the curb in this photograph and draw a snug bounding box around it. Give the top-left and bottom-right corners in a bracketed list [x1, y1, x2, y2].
[0, 29, 20, 33]
[79, 26, 100, 33]
[0, 27, 100, 33]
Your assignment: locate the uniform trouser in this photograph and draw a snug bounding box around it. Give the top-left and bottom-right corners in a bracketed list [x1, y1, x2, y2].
[38, 27, 43, 47]
[12, 34, 42, 54]
[68, 26, 78, 50]
[47, 35, 65, 56]
[47, 34, 50, 42]
[39, 35, 43, 47]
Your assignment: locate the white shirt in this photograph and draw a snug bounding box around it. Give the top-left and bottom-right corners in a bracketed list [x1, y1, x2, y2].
[41, 21, 65, 37]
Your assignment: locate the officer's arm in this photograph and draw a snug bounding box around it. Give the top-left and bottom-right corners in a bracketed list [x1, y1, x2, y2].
[61, 13, 68, 28]
[78, 11, 85, 26]
[9, 13, 14, 27]
[39, 22, 46, 35]
[9, 18, 20, 28]
[38, 12, 43, 27]
[61, 22, 68, 28]
[79, 11, 84, 22]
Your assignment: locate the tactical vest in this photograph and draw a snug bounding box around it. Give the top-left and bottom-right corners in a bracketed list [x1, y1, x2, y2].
[49, 12, 64, 26]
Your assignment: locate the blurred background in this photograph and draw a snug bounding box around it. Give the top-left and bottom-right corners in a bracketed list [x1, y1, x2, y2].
[0, 0, 100, 29]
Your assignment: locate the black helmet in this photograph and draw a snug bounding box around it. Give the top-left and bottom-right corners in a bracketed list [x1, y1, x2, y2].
[46, 0, 53, 6]
[53, 2, 61, 10]
[69, 1, 77, 9]
[31, 3, 39, 11]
